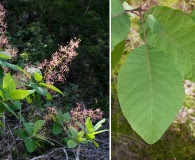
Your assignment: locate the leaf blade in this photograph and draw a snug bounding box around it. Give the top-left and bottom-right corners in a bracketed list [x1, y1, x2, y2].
[111, 0, 130, 51]
[117, 46, 184, 144]
[25, 138, 36, 153]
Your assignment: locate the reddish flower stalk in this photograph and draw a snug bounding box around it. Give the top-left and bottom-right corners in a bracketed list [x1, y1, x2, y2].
[39, 38, 80, 85]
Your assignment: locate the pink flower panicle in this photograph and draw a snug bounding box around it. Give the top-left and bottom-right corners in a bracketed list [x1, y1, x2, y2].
[43, 103, 103, 129]
[39, 38, 80, 85]
[69, 103, 103, 128]
[0, 3, 17, 58]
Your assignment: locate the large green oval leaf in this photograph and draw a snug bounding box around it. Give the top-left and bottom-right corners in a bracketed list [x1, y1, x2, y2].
[141, 6, 195, 81]
[117, 45, 184, 144]
[111, 0, 130, 52]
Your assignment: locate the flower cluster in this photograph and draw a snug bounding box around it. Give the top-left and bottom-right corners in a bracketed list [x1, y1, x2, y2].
[43, 103, 103, 129]
[39, 38, 80, 85]
[69, 103, 103, 127]
[0, 3, 17, 58]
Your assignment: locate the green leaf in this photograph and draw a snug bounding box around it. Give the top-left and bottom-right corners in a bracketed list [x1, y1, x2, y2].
[26, 96, 33, 104]
[52, 124, 63, 135]
[94, 118, 106, 131]
[29, 83, 48, 95]
[39, 82, 64, 95]
[64, 137, 72, 142]
[189, 9, 195, 22]
[35, 93, 42, 108]
[63, 113, 70, 123]
[0, 66, 4, 80]
[86, 133, 95, 140]
[141, 6, 195, 81]
[69, 127, 78, 138]
[46, 92, 52, 100]
[24, 123, 34, 136]
[76, 137, 88, 144]
[0, 52, 11, 60]
[33, 120, 45, 135]
[91, 140, 99, 147]
[4, 62, 31, 78]
[0, 103, 6, 113]
[85, 117, 94, 133]
[0, 121, 4, 127]
[0, 90, 5, 100]
[111, 40, 125, 70]
[146, 14, 164, 33]
[25, 138, 36, 153]
[3, 73, 16, 93]
[0, 60, 6, 67]
[2, 103, 18, 118]
[56, 111, 69, 125]
[33, 72, 43, 82]
[117, 46, 184, 144]
[9, 90, 30, 100]
[35, 141, 41, 148]
[77, 131, 84, 138]
[67, 139, 79, 148]
[111, 0, 130, 51]
[14, 130, 28, 138]
[11, 100, 22, 110]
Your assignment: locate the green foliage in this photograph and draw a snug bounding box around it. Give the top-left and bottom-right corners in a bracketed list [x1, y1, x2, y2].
[9, 90, 31, 100]
[111, 0, 130, 51]
[0, 52, 11, 60]
[33, 120, 45, 136]
[39, 82, 64, 95]
[52, 124, 62, 135]
[65, 117, 108, 149]
[25, 138, 36, 153]
[140, 6, 195, 80]
[0, 1, 108, 158]
[0, 61, 108, 155]
[117, 45, 184, 144]
[112, 1, 195, 144]
[4, 0, 109, 116]
[67, 139, 79, 149]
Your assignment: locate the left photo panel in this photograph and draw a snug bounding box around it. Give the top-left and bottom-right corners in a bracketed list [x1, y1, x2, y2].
[0, 1, 109, 159]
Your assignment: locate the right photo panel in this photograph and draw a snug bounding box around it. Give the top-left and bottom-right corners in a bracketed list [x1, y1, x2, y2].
[111, 0, 195, 159]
